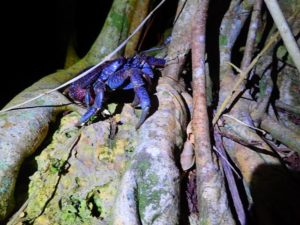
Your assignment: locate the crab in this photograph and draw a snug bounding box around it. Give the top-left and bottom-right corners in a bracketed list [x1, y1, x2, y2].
[66, 54, 165, 129]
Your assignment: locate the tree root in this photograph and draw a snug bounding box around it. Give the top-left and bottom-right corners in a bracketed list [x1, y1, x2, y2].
[113, 82, 189, 225]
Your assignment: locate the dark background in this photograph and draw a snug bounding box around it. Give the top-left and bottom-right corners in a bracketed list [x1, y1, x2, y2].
[1, 0, 113, 108]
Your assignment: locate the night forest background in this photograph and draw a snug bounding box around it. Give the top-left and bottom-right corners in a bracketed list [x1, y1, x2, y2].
[2, 0, 112, 107]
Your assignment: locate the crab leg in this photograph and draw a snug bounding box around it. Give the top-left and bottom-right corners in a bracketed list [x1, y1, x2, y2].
[141, 61, 154, 78]
[141, 56, 165, 85]
[131, 94, 140, 108]
[77, 59, 125, 125]
[84, 87, 92, 108]
[77, 81, 106, 126]
[134, 86, 150, 129]
[107, 69, 130, 90]
[130, 69, 151, 129]
[99, 57, 126, 80]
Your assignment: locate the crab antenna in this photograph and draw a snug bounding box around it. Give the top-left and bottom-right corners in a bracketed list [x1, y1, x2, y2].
[0, 0, 167, 113]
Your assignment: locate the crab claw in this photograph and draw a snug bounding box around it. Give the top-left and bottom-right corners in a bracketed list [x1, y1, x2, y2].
[76, 107, 98, 126]
[134, 86, 151, 130]
[77, 80, 105, 126]
[129, 69, 152, 129]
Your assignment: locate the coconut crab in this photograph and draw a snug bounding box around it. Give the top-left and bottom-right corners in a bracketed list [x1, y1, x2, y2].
[65, 54, 165, 129]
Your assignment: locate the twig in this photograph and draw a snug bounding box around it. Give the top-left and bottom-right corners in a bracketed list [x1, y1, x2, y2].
[0, 0, 166, 114]
[214, 133, 246, 225]
[250, 69, 273, 123]
[212, 32, 280, 125]
[227, 62, 242, 73]
[223, 114, 266, 134]
[264, 0, 300, 74]
[217, 129, 262, 147]
[212, 146, 241, 179]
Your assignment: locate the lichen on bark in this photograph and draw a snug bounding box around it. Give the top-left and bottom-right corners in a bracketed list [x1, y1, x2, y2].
[23, 104, 138, 225]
